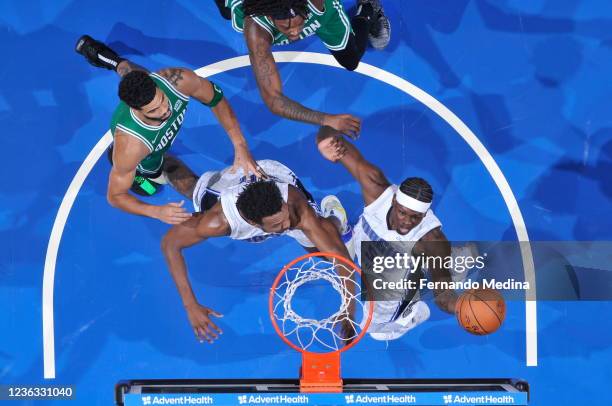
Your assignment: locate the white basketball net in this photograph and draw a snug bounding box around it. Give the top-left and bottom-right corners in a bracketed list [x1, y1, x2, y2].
[271, 256, 366, 352]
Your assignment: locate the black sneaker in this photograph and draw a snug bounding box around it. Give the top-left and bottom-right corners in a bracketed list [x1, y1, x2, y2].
[369, 10, 391, 50]
[75, 35, 123, 70]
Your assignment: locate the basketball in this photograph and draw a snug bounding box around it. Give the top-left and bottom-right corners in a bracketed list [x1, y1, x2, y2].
[455, 289, 506, 335]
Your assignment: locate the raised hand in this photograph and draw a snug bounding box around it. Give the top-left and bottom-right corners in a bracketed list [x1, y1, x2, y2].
[323, 114, 361, 140]
[317, 134, 348, 162]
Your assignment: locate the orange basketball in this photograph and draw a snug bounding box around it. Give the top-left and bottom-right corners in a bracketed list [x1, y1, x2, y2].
[455, 288, 506, 335]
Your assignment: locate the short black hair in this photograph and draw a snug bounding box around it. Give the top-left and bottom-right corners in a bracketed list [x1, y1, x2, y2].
[118, 71, 156, 109]
[242, 0, 308, 18]
[236, 181, 283, 224]
[399, 177, 433, 203]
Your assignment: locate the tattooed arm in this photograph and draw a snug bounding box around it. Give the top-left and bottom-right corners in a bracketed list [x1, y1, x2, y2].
[116, 60, 149, 77]
[156, 67, 261, 177]
[243, 18, 362, 138]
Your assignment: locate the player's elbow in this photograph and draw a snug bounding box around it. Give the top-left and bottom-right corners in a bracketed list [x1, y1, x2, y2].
[264, 93, 284, 116]
[161, 232, 176, 256]
[106, 191, 119, 208]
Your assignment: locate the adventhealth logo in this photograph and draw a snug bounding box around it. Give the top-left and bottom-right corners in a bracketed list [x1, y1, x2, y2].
[140, 395, 214, 404]
[344, 394, 416, 404]
[236, 395, 308, 404]
[444, 394, 516, 404]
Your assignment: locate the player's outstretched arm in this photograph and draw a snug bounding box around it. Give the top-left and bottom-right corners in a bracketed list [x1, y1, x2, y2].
[301, 214, 351, 261]
[75, 35, 148, 77]
[161, 205, 230, 343]
[295, 190, 357, 341]
[316, 126, 390, 205]
[107, 132, 192, 224]
[243, 19, 361, 139]
[156, 67, 262, 177]
[414, 228, 458, 314]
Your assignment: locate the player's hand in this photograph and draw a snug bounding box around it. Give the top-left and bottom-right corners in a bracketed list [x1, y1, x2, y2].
[230, 145, 267, 179]
[185, 303, 223, 343]
[336, 299, 358, 345]
[154, 201, 192, 224]
[317, 134, 347, 162]
[339, 317, 358, 346]
[323, 114, 361, 140]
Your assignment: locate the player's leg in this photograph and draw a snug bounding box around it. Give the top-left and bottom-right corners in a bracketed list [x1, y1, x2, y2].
[75, 35, 147, 75]
[163, 155, 199, 200]
[75, 35, 125, 71]
[362, 299, 431, 341]
[328, 0, 390, 70]
[361, 0, 391, 50]
[214, 0, 232, 20]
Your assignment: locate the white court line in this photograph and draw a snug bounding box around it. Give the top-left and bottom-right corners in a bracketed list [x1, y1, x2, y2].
[42, 131, 112, 379]
[42, 52, 537, 379]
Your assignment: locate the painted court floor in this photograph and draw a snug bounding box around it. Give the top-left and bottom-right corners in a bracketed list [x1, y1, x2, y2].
[1, 1, 612, 405]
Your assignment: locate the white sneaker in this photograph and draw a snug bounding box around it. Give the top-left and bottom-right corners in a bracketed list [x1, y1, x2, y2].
[368, 301, 430, 341]
[321, 195, 348, 234]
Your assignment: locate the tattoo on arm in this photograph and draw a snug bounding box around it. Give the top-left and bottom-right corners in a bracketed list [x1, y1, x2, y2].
[161, 68, 184, 87]
[249, 40, 325, 125]
[272, 94, 326, 125]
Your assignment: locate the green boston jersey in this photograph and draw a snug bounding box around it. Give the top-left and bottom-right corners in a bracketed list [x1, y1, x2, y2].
[110, 72, 189, 175]
[228, 0, 352, 51]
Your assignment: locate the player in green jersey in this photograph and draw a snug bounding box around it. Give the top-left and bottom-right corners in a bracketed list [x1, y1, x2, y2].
[76, 35, 261, 225]
[216, 0, 390, 138]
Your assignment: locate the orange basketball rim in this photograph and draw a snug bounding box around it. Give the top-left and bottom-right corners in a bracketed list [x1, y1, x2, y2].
[269, 252, 374, 393]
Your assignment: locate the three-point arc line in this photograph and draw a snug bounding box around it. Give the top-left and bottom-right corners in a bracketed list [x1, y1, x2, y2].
[42, 52, 538, 379]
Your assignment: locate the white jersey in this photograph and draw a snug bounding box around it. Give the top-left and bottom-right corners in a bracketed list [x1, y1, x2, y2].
[192, 160, 317, 248]
[353, 185, 442, 264]
[353, 185, 442, 340]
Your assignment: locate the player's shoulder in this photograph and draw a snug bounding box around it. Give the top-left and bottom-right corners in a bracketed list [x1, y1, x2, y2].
[420, 226, 447, 242]
[365, 184, 394, 209]
[287, 184, 313, 216]
[195, 204, 231, 237]
[151, 68, 192, 100]
[243, 14, 275, 45]
[287, 183, 307, 201]
[310, 0, 325, 11]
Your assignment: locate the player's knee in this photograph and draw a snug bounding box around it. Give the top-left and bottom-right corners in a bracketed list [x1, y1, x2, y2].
[340, 58, 360, 71]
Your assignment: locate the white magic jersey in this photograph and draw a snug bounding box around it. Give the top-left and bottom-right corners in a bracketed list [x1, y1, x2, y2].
[353, 185, 442, 264]
[353, 185, 442, 340]
[192, 160, 318, 247]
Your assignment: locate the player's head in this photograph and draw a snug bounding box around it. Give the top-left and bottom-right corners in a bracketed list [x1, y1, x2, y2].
[243, 0, 308, 41]
[236, 181, 291, 233]
[390, 177, 433, 235]
[118, 71, 172, 123]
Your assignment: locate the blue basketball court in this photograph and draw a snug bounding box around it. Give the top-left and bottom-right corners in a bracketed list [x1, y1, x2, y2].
[1, 1, 612, 405]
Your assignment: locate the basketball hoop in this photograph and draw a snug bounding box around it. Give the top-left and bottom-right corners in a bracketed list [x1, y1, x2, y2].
[269, 252, 373, 393]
